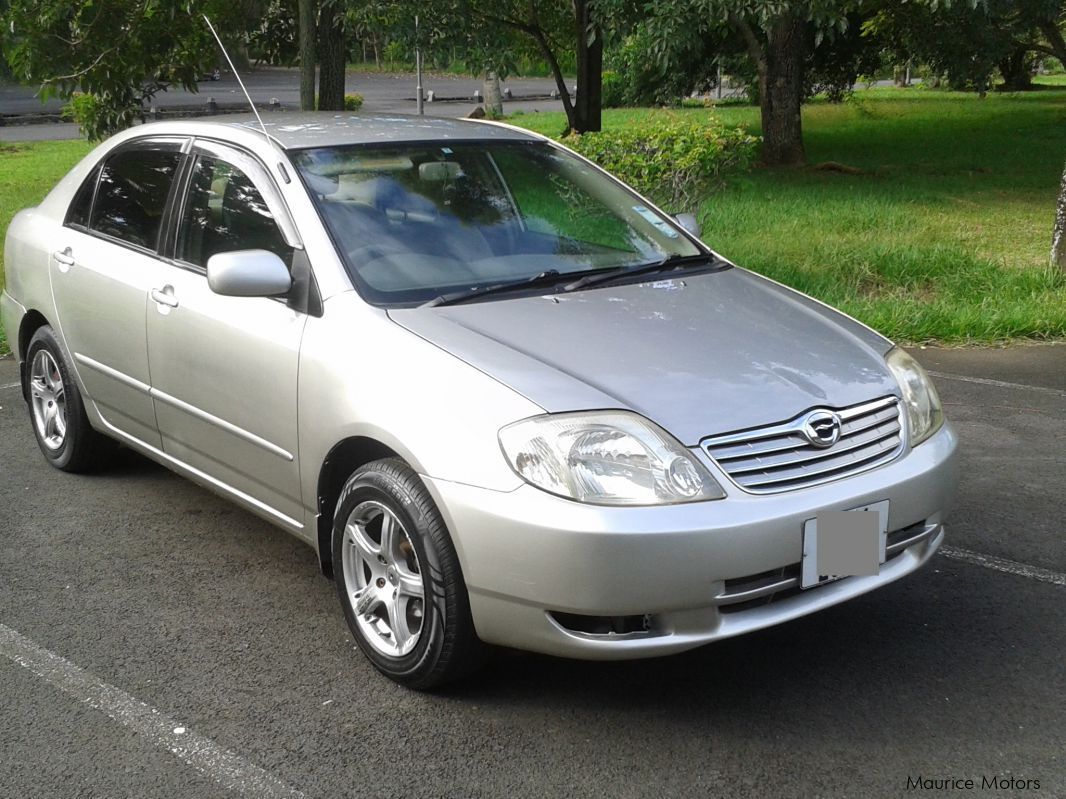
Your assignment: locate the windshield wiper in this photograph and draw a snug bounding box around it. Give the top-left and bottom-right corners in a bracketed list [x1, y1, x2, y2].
[423, 269, 576, 308]
[421, 253, 727, 308]
[564, 253, 726, 291]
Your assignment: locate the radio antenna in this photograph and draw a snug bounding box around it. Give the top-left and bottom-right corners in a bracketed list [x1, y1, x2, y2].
[202, 14, 270, 141]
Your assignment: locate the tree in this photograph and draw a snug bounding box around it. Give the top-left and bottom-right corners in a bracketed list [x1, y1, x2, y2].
[415, 0, 604, 133]
[618, 1, 865, 166]
[3, 0, 248, 140]
[298, 0, 317, 109]
[868, 0, 1066, 93]
[1054, 162, 1066, 271]
[317, 0, 347, 110]
[295, 0, 351, 111]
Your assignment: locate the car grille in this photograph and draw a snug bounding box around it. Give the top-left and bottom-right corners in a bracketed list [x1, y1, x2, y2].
[700, 396, 904, 493]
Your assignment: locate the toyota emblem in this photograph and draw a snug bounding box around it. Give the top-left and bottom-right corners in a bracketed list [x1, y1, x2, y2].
[801, 410, 841, 448]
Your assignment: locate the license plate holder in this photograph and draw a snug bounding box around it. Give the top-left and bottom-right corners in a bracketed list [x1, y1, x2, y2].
[801, 500, 889, 589]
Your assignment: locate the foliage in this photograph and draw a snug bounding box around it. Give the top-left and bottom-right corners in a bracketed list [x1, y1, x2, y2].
[604, 22, 723, 107]
[343, 93, 364, 110]
[248, 0, 299, 66]
[2, 0, 248, 140]
[803, 12, 885, 102]
[560, 115, 759, 211]
[59, 92, 102, 133]
[867, 0, 1066, 92]
[600, 70, 627, 108]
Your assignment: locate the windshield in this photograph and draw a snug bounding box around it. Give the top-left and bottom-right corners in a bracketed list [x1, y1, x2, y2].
[291, 140, 704, 305]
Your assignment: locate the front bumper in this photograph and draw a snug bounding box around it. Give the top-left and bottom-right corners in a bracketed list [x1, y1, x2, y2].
[423, 422, 959, 659]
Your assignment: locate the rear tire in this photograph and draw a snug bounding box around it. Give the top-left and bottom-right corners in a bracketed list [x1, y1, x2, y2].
[332, 458, 484, 689]
[24, 326, 116, 473]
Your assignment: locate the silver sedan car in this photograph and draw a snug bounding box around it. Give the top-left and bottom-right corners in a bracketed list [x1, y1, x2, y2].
[2, 114, 958, 688]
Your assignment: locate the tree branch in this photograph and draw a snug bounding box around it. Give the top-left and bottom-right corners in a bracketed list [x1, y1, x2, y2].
[1038, 19, 1066, 67]
[43, 47, 118, 85]
[730, 12, 767, 77]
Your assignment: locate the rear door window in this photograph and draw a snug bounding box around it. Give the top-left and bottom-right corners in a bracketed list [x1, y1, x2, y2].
[90, 144, 183, 251]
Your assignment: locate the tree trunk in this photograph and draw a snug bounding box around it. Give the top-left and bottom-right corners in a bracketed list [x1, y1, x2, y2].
[298, 0, 317, 110]
[572, 0, 602, 133]
[317, 1, 346, 110]
[527, 24, 577, 134]
[998, 48, 1033, 92]
[1038, 20, 1066, 67]
[1053, 162, 1066, 271]
[759, 12, 806, 166]
[483, 71, 503, 117]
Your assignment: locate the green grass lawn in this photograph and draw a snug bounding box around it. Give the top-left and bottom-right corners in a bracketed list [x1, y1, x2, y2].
[0, 140, 93, 353]
[513, 88, 1066, 343]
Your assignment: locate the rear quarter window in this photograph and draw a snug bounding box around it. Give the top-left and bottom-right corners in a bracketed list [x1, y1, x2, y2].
[90, 146, 183, 250]
[65, 166, 100, 230]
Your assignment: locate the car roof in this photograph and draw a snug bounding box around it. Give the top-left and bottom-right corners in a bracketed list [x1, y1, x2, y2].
[152, 112, 541, 150]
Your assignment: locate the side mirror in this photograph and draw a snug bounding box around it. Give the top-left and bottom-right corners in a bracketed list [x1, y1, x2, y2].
[206, 250, 292, 298]
[674, 213, 702, 239]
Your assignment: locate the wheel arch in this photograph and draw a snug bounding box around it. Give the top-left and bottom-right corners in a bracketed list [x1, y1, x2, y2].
[316, 436, 402, 576]
[17, 309, 51, 401]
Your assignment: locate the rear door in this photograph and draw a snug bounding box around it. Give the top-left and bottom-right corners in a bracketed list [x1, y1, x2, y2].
[145, 139, 307, 529]
[50, 138, 186, 447]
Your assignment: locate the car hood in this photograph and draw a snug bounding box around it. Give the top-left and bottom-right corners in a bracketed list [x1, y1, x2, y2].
[387, 268, 898, 445]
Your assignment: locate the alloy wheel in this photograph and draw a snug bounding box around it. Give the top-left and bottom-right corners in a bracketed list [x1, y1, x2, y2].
[341, 500, 426, 657]
[29, 349, 67, 451]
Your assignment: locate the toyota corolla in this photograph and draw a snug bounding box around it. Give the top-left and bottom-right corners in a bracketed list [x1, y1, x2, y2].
[1, 114, 958, 688]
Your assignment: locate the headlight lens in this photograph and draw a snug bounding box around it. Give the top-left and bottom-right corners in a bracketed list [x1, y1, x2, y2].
[499, 411, 726, 505]
[885, 347, 944, 446]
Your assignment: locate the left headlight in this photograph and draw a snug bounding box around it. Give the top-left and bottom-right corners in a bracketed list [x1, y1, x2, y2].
[885, 347, 944, 446]
[499, 411, 726, 505]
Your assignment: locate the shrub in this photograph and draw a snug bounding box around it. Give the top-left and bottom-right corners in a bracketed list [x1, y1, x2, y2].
[344, 93, 364, 111]
[559, 115, 758, 211]
[601, 70, 627, 108]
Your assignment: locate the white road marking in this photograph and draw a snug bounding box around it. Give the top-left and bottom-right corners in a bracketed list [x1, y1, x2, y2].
[0, 381, 20, 391]
[0, 624, 306, 799]
[927, 371, 1066, 398]
[939, 546, 1066, 587]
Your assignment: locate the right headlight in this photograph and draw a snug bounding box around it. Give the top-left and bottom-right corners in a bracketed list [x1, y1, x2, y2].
[885, 347, 944, 446]
[499, 410, 726, 505]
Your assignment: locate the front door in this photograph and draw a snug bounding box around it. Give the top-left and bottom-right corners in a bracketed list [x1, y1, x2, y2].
[145, 140, 307, 529]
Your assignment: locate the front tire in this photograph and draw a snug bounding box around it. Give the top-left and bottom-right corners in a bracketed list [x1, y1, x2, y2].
[332, 458, 484, 689]
[24, 326, 115, 473]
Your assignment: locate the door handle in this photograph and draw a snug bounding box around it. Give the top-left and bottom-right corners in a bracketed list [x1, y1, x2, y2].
[150, 286, 179, 309]
[53, 248, 75, 272]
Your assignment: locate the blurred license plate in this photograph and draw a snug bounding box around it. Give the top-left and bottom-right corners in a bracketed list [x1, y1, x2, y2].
[801, 500, 889, 589]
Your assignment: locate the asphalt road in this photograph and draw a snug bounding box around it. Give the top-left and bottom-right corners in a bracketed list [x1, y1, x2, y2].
[1, 343, 1064, 798]
[0, 69, 568, 142]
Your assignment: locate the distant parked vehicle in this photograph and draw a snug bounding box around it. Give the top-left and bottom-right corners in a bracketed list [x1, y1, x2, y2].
[1, 113, 958, 689]
[199, 68, 221, 82]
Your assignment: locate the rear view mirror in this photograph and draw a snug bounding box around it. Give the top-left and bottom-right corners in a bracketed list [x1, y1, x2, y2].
[674, 213, 702, 239]
[206, 250, 292, 298]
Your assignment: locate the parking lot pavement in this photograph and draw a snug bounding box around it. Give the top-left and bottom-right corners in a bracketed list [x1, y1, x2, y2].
[0, 70, 568, 142]
[1, 343, 1064, 798]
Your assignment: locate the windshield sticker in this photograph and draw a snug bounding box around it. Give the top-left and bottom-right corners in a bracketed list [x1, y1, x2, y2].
[633, 205, 680, 238]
